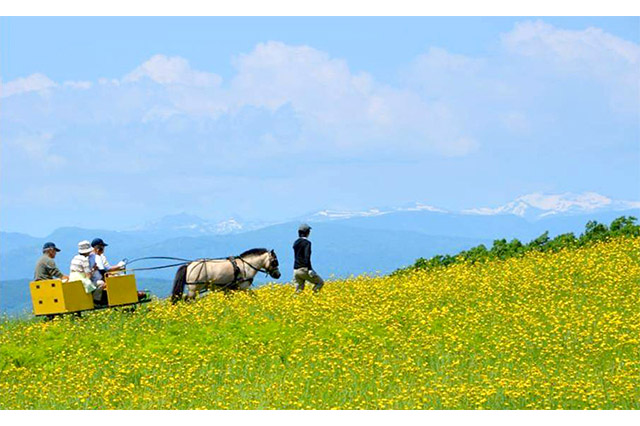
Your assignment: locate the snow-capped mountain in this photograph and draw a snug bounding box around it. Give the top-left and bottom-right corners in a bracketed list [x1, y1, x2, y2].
[305, 203, 448, 222]
[462, 192, 640, 220]
[134, 213, 245, 236]
[214, 218, 244, 234]
[303, 192, 640, 223]
[309, 208, 388, 221]
[399, 202, 448, 213]
[133, 192, 639, 238]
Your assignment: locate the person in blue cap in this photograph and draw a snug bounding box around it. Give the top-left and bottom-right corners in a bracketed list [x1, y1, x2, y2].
[34, 242, 69, 281]
[88, 238, 125, 286]
[89, 238, 148, 303]
[292, 223, 324, 293]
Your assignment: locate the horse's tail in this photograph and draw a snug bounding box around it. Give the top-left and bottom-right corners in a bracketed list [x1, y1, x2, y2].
[171, 264, 188, 304]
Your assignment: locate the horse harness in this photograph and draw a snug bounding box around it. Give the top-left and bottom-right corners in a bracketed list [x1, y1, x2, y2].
[191, 256, 270, 293]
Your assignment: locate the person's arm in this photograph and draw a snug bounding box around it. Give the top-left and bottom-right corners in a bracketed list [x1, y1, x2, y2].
[46, 258, 66, 280]
[106, 258, 125, 272]
[101, 256, 125, 273]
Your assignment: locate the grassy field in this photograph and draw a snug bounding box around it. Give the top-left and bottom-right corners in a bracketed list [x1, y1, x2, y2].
[1, 236, 638, 409]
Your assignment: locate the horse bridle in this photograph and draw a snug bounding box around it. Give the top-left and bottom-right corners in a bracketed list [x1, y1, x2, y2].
[238, 252, 279, 277]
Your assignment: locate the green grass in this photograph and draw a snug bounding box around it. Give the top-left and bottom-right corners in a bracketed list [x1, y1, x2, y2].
[0, 236, 638, 409]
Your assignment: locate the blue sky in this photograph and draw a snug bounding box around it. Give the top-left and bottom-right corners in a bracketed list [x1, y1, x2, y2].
[1, 17, 639, 236]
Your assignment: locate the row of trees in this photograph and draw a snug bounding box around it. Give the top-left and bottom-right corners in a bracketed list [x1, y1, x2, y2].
[394, 216, 639, 274]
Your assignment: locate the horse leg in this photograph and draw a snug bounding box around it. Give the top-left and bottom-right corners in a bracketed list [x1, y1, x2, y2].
[186, 284, 197, 301]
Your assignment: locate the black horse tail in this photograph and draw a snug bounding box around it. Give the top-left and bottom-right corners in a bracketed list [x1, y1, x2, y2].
[171, 264, 188, 304]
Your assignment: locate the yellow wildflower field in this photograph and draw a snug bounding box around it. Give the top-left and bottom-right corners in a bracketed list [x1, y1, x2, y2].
[1, 236, 638, 409]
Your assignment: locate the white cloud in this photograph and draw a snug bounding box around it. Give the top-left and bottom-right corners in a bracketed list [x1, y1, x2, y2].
[123, 54, 222, 87]
[0, 73, 57, 98]
[502, 21, 639, 68]
[403, 47, 486, 97]
[229, 41, 477, 156]
[63, 80, 93, 90]
[502, 20, 640, 111]
[231, 42, 374, 119]
[2, 24, 637, 167]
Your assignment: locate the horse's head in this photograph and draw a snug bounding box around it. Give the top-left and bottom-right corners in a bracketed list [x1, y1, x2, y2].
[266, 249, 281, 279]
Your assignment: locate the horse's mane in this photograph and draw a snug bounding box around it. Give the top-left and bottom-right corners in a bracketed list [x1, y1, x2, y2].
[239, 248, 268, 258]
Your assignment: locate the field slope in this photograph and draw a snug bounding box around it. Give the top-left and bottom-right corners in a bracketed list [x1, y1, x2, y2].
[1, 237, 639, 409]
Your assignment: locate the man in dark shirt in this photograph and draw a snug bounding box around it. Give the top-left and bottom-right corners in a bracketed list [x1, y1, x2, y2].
[292, 223, 324, 293]
[34, 242, 69, 281]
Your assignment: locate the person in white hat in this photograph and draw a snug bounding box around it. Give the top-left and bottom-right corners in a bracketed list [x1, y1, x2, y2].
[69, 240, 105, 303]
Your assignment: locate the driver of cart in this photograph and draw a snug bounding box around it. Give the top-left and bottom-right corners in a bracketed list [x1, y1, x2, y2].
[89, 238, 148, 302]
[69, 240, 106, 303]
[34, 242, 69, 282]
[88, 238, 125, 285]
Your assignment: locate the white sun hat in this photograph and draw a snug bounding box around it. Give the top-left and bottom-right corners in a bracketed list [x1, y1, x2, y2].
[78, 240, 93, 255]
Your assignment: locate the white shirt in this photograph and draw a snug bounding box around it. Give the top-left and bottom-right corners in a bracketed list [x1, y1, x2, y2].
[89, 252, 111, 282]
[70, 254, 92, 275]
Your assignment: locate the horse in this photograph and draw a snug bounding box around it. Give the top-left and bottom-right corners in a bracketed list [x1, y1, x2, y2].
[170, 248, 281, 302]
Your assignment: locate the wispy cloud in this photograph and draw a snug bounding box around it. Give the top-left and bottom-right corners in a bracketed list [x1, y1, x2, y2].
[123, 54, 222, 87]
[1, 73, 57, 97]
[63, 80, 93, 90]
[502, 20, 640, 112]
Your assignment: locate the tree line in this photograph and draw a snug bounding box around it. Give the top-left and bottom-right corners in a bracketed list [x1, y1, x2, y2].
[394, 216, 639, 275]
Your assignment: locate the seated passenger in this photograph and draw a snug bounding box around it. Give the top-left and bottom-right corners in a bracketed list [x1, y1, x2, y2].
[34, 242, 69, 282]
[89, 237, 148, 302]
[88, 238, 125, 285]
[70, 240, 104, 304]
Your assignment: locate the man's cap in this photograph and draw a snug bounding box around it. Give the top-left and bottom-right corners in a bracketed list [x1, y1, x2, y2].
[78, 240, 93, 255]
[298, 223, 312, 232]
[42, 242, 61, 252]
[91, 238, 108, 248]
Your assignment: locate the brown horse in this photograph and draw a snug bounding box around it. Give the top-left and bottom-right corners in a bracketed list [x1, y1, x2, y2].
[171, 248, 281, 302]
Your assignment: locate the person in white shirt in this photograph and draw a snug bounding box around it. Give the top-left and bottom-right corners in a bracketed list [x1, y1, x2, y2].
[69, 240, 97, 297]
[88, 238, 125, 305]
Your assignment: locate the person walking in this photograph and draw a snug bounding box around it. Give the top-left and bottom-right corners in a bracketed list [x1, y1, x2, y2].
[34, 242, 69, 281]
[292, 223, 324, 293]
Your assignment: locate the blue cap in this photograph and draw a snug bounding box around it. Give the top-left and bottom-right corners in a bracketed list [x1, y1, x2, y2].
[42, 242, 61, 252]
[91, 238, 108, 248]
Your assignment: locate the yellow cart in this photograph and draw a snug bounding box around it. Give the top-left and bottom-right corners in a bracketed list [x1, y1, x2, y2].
[29, 273, 149, 317]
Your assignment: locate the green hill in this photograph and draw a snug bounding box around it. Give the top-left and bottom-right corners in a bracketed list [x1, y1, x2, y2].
[0, 236, 638, 409]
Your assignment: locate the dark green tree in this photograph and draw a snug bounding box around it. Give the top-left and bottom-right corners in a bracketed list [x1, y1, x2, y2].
[527, 231, 550, 251]
[394, 216, 640, 275]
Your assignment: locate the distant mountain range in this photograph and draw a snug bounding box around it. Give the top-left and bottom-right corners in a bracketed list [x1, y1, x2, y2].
[1, 192, 638, 314]
[111, 191, 640, 238]
[306, 192, 640, 222]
